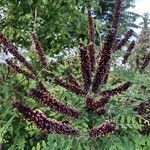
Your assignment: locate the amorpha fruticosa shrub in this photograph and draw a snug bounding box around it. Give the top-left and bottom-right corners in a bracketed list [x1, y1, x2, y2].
[0, 0, 136, 138]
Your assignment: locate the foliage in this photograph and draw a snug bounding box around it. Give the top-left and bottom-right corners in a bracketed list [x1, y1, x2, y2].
[132, 13, 150, 72]
[0, 59, 150, 150]
[138, 13, 150, 51]
[0, 0, 139, 54]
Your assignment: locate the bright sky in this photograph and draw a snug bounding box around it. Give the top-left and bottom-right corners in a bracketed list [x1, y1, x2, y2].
[129, 0, 150, 33]
[133, 0, 150, 15]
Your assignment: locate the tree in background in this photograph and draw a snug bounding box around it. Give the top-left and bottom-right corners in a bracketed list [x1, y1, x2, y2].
[138, 13, 150, 51]
[136, 13, 150, 72]
[0, 0, 139, 55]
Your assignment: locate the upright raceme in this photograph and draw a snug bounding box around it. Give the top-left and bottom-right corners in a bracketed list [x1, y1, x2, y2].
[87, 10, 95, 71]
[86, 96, 95, 111]
[100, 81, 132, 97]
[86, 82, 132, 112]
[54, 76, 85, 95]
[66, 75, 81, 89]
[89, 120, 117, 138]
[92, 28, 116, 92]
[99, 29, 134, 84]
[139, 52, 150, 73]
[6, 60, 35, 79]
[112, 0, 122, 31]
[79, 43, 92, 93]
[32, 32, 49, 71]
[112, 29, 134, 52]
[87, 10, 95, 43]
[92, 95, 111, 110]
[122, 41, 135, 64]
[0, 33, 36, 74]
[98, 29, 133, 59]
[86, 95, 110, 111]
[92, 0, 122, 93]
[13, 102, 79, 136]
[29, 83, 80, 118]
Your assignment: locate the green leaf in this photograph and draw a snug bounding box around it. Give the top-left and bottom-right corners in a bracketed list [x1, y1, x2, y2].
[28, 0, 33, 5]
[36, 142, 41, 150]
[43, 0, 48, 5]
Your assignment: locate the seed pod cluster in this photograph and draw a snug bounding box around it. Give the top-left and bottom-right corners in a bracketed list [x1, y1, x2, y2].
[89, 120, 117, 138]
[29, 84, 80, 118]
[86, 95, 110, 111]
[0, 33, 35, 74]
[102, 72, 109, 84]
[139, 52, 150, 73]
[86, 96, 95, 111]
[134, 101, 150, 117]
[111, 0, 122, 32]
[67, 75, 81, 89]
[85, 97, 107, 115]
[6, 60, 35, 79]
[136, 54, 140, 70]
[100, 81, 132, 97]
[100, 58, 112, 85]
[13, 102, 79, 136]
[54, 76, 85, 95]
[79, 43, 92, 93]
[93, 0, 127, 87]
[112, 29, 134, 52]
[92, 28, 116, 93]
[133, 101, 150, 135]
[87, 10, 95, 43]
[94, 96, 111, 110]
[122, 40, 135, 64]
[96, 107, 107, 116]
[87, 10, 95, 71]
[88, 43, 95, 72]
[32, 32, 49, 71]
